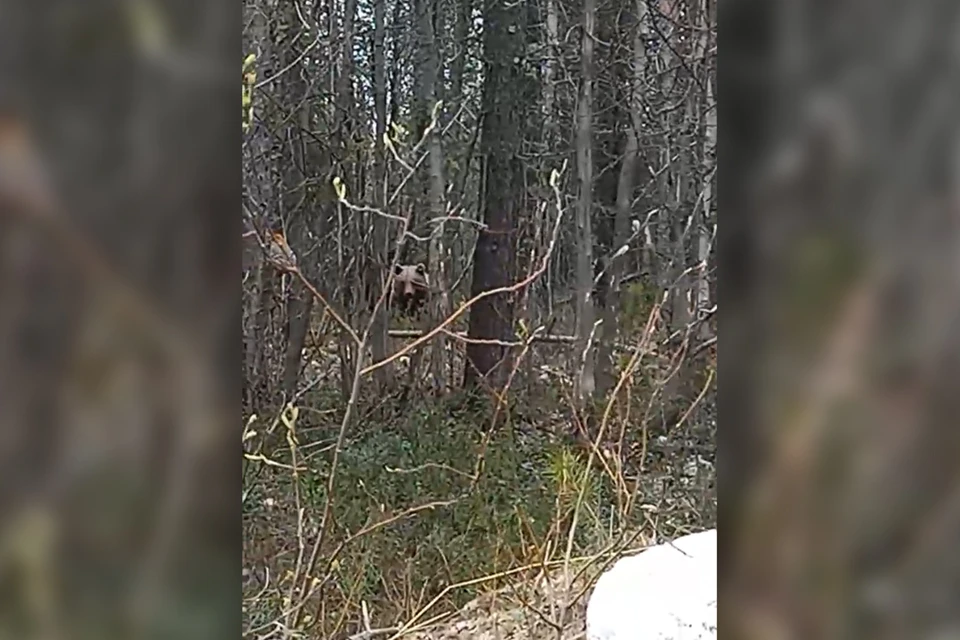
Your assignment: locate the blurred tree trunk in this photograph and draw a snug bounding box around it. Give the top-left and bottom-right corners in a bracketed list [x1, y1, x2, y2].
[574, 0, 597, 402]
[463, 0, 529, 389]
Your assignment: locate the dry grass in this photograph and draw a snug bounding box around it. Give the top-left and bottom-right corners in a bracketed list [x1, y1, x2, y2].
[242, 345, 716, 640]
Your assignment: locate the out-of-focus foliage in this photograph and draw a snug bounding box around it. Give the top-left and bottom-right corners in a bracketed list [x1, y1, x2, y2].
[723, 0, 960, 637]
[0, 1, 238, 639]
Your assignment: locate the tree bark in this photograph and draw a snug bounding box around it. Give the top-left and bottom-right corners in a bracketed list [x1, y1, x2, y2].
[336, 0, 359, 403]
[281, 276, 312, 399]
[450, 0, 472, 102]
[596, 0, 648, 398]
[368, 0, 389, 388]
[543, 0, 559, 142]
[696, 0, 717, 340]
[279, 5, 315, 402]
[242, 0, 278, 411]
[416, 0, 449, 390]
[574, 0, 597, 402]
[463, 0, 530, 389]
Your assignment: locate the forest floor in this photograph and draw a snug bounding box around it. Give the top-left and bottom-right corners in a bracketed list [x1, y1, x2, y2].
[242, 379, 716, 639]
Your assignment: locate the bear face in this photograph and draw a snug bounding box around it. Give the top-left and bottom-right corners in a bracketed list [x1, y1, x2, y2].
[390, 263, 429, 316]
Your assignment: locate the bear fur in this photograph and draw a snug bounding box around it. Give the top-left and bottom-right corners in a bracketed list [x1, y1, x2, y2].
[389, 263, 429, 317]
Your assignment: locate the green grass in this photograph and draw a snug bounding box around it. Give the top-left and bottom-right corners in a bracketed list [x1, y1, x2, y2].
[242, 380, 716, 637]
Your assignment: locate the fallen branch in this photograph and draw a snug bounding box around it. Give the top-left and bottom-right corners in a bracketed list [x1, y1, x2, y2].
[386, 329, 577, 345]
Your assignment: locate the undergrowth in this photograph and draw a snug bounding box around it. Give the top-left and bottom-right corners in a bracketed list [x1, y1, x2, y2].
[242, 381, 716, 638]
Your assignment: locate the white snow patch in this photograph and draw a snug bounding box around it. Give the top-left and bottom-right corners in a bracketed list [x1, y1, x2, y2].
[586, 528, 717, 640]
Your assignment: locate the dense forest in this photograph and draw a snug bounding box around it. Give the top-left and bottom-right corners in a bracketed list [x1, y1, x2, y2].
[0, 2, 956, 639]
[242, 0, 716, 636]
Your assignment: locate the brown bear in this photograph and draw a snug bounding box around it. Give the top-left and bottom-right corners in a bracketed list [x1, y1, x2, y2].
[389, 262, 429, 317]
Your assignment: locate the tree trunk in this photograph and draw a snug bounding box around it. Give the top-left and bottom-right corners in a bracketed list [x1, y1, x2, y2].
[574, 0, 597, 402]
[281, 277, 312, 399]
[696, 0, 716, 340]
[450, 0, 471, 102]
[388, 0, 404, 128]
[368, 0, 389, 388]
[655, 16, 691, 335]
[463, 0, 530, 389]
[247, 262, 276, 407]
[596, 0, 648, 398]
[416, 0, 449, 391]
[670, 101, 693, 334]
[336, 0, 359, 403]
[242, 0, 278, 412]
[279, 7, 315, 402]
[543, 0, 559, 142]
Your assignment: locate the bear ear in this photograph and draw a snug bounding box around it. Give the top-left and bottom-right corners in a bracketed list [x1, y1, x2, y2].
[394, 263, 404, 276]
[415, 263, 426, 275]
